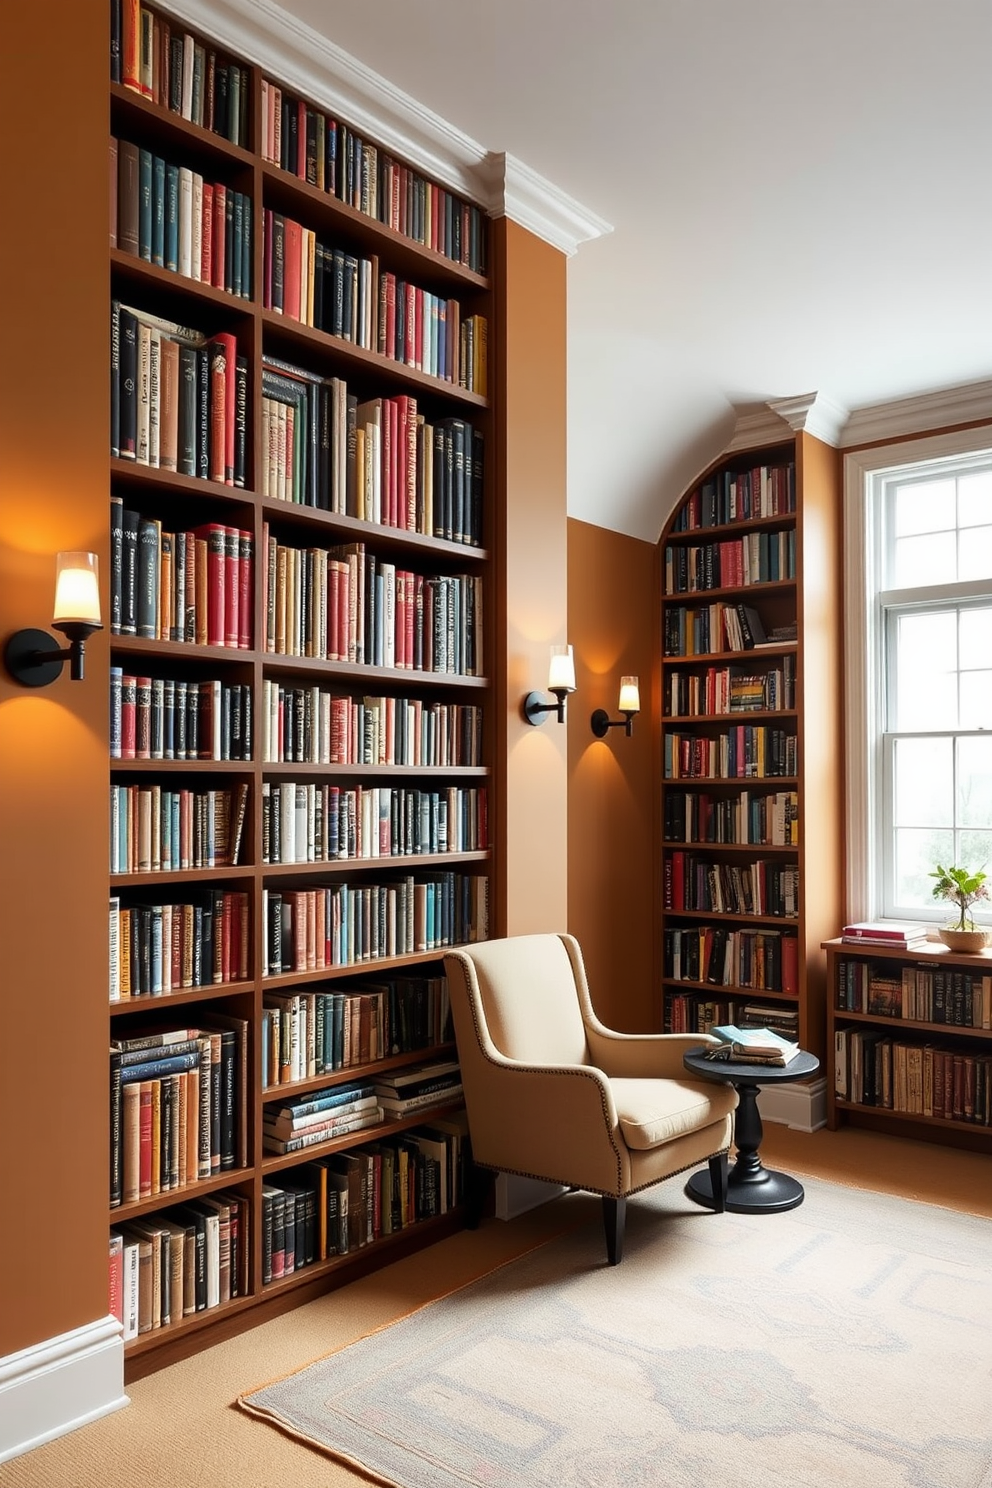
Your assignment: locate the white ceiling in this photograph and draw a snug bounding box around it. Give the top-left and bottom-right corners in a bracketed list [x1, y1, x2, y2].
[278, 0, 992, 542]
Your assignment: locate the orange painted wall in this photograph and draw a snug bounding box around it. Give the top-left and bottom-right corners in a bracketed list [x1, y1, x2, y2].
[567, 519, 658, 1030]
[0, 0, 110, 1352]
[492, 219, 570, 936]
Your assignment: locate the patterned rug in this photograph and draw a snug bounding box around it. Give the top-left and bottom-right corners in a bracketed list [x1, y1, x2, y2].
[238, 1176, 992, 1488]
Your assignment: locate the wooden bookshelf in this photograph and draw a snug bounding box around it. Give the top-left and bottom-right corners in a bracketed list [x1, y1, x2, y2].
[824, 937, 992, 1151]
[109, 0, 492, 1374]
[658, 430, 843, 1059]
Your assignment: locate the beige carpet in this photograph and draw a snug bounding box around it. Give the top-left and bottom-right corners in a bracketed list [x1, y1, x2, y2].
[237, 1176, 992, 1488]
[5, 1127, 992, 1487]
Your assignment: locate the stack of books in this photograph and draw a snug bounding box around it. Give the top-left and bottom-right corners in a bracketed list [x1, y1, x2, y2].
[374, 1058, 462, 1117]
[841, 922, 930, 950]
[262, 1080, 382, 1154]
[705, 1024, 801, 1066]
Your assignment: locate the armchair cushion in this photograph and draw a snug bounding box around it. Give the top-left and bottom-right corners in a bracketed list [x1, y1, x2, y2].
[610, 1076, 736, 1150]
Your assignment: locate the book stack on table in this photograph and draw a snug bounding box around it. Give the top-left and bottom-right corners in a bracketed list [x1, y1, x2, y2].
[704, 1024, 801, 1067]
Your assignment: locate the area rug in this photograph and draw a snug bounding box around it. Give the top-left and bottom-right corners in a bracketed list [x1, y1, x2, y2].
[238, 1177, 992, 1488]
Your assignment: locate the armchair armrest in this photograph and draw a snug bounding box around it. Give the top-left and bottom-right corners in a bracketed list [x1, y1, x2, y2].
[457, 1036, 628, 1194]
[585, 1025, 719, 1080]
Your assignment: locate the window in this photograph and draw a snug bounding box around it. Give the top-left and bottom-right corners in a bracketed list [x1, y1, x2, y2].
[844, 430, 992, 926]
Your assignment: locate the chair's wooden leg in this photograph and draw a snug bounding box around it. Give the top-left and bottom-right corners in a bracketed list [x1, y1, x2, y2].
[464, 1162, 489, 1230]
[708, 1151, 729, 1213]
[602, 1195, 626, 1265]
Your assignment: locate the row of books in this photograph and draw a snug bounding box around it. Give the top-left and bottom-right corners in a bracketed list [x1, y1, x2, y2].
[664, 853, 800, 920]
[261, 212, 487, 393]
[110, 781, 249, 874]
[111, 502, 255, 648]
[262, 872, 489, 975]
[664, 789, 799, 849]
[261, 782, 488, 864]
[110, 673, 252, 762]
[663, 600, 772, 657]
[113, 138, 252, 297]
[261, 1113, 470, 1277]
[110, 890, 250, 1000]
[665, 659, 796, 717]
[672, 463, 797, 532]
[261, 532, 484, 676]
[664, 529, 796, 593]
[836, 958, 992, 1029]
[261, 976, 452, 1088]
[664, 727, 798, 781]
[110, 1020, 246, 1205]
[111, 305, 248, 484]
[260, 358, 484, 544]
[665, 997, 799, 1038]
[260, 683, 483, 768]
[260, 80, 486, 273]
[835, 1029, 992, 1125]
[663, 925, 799, 993]
[109, 1189, 248, 1341]
[113, 1, 250, 146]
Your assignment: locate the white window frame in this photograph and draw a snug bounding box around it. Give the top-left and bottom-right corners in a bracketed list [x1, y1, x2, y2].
[843, 425, 992, 923]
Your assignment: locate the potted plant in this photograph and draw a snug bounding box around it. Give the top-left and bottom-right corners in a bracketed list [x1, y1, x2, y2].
[929, 863, 991, 952]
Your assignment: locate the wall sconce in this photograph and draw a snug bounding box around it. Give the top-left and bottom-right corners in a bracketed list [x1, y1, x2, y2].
[4, 552, 104, 687]
[523, 644, 576, 726]
[591, 675, 640, 738]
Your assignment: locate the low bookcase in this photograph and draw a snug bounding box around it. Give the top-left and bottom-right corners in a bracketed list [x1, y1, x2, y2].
[825, 937, 992, 1151]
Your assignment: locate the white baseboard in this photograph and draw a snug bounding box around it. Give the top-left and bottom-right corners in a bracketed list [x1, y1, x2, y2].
[495, 1173, 569, 1220]
[757, 1077, 828, 1133]
[0, 1316, 128, 1465]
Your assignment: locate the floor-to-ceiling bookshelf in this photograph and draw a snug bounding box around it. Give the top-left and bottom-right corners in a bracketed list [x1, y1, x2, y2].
[658, 429, 842, 1061]
[108, 1, 494, 1375]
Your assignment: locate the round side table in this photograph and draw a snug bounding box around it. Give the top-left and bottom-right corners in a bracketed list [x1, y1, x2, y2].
[683, 1046, 820, 1214]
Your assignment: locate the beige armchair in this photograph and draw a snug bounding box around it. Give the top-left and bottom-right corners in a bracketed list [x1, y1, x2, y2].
[444, 933, 738, 1264]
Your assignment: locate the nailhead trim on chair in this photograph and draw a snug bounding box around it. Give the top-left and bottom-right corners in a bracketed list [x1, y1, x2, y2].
[470, 1148, 731, 1200]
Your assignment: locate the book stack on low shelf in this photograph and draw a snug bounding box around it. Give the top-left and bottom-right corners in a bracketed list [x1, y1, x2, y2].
[824, 938, 992, 1147]
[374, 1057, 463, 1118]
[659, 429, 843, 1063]
[109, 0, 493, 1376]
[262, 1079, 383, 1155]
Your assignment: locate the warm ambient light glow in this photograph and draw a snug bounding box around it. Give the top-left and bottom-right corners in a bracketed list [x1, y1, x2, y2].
[523, 643, 577, 725]
[548, 644, 576, 694]
[53, 552, 102, 627]
[590, 672, 640, 739]
[618, 676, 640, 715]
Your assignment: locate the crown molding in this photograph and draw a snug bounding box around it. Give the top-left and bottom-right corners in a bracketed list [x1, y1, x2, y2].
[725, 392, 849, 453]
[840, 379, 992, 447]
[482, 153, 613, 257]
[724, 408, 793, 453]
[768, 392, 848, 446]
[168, 0, 611, 256]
